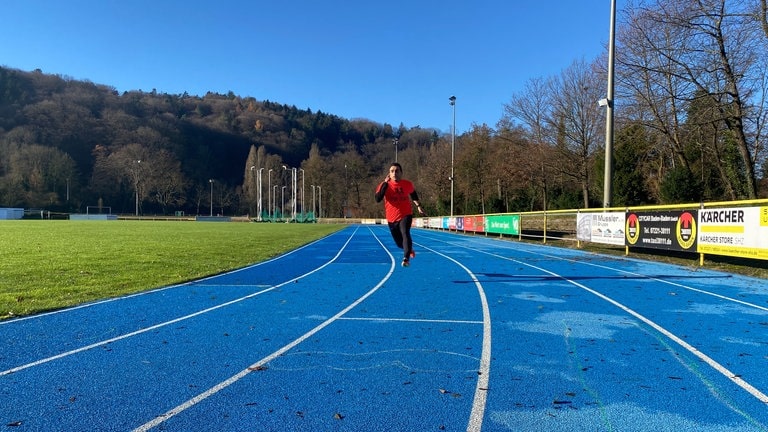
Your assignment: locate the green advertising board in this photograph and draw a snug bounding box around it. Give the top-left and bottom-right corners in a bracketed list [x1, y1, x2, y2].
[485, 214, 520, 235]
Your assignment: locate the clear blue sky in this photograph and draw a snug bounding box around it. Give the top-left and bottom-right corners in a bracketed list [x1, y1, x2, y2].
[1, 0, 615, 134]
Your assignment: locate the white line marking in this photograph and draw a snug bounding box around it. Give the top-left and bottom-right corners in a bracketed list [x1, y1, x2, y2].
[339, 317, 483, 325]
[458, 243, 768, 405]
[1, 230, 358, 377]
[417, 243, 491, 432]
[432, 231, 768, 314]
[0, 233, 332, 325]
[530, 248, 768, 312]
[132, 227, 395, 431]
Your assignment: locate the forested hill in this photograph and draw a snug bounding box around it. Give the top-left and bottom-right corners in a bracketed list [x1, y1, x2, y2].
[0, 66, 420, 215]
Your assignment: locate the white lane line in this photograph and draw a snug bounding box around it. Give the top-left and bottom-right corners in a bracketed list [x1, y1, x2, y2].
[417, 243, 491, 432]
[132, 227, 396, 432]
[0, 229, 359, 377]
[526, 248, 768, 313]
[463, 244, 768, 405]
[436, 231, 768, 314]
[0, 232, 334, 325]
[339, 317, 483, 325]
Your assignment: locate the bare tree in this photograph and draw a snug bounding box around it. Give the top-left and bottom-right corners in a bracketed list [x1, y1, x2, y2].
[148, 150, 187, 214]
[547, 59, 605, 208]
[619, 0, 767, 199]
[455, 124, 494, 214]
[502, 77, 556, 210]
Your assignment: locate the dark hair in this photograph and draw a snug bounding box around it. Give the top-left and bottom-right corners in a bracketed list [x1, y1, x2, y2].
[390, 162, 403, 172]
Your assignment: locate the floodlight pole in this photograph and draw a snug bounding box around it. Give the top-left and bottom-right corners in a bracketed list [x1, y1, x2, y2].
[394, 138, 399, 162]
[209, 179, 214, 216]
[257, 167, 264, 221]
[311, 184, 316, 219]
[299, 168, 305, 220]
[134, 160, 141, 216]
[344, 164, 348, 219]
[272, 185, 277, 220]
[291, 167, 297, 221]
[602, 0, 616, 208]
[449, 95, 456, 217]
[268, 169, 273, 221]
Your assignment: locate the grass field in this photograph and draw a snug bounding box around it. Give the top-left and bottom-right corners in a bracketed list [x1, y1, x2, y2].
[0, 221, 343, 320]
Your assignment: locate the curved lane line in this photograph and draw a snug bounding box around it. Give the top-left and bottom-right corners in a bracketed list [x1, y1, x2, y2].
[421, 231, 768, 313]
[132, 226, 396, 431]
[519, 247, 768, 313]
[0, 228, 359, 377]
[417, 243, 492, 432]
[453, 242, 768, 405]
[0, 230, 339, 325]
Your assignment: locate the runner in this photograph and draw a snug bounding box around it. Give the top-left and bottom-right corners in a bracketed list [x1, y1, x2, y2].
[374, 162, 425, 267]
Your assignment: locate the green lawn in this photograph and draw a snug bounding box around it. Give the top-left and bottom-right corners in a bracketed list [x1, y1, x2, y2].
[0, 220, 343, 320]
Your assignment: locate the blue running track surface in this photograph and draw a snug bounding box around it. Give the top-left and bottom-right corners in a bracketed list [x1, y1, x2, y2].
[2, 225, 768, 431]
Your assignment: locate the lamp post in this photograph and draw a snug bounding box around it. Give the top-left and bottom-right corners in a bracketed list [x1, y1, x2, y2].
[134, 160, 141, 216]
[311, 184, 316, 219]
[208, 179, 214, 216]
[344, 164, 348, 219]
[292, 167, 297, 221]
[282, 165, 297, 221]
[281, 185, 286, 221]
[317, 185, 322, 219]
[250, 166, 256, 218]
[393, 138, 399, 162]
[272, 185, 277, 220]
[268, 169, 274, 221]
[257, 167, 264, 221]
[282, 165, 288, 220]
[299, 168, 305, 221]
[449, 95, 456, 217]
[602, 0, 617, 208]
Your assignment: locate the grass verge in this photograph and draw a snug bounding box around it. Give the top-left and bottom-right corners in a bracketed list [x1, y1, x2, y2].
[0, 221, 343, 320]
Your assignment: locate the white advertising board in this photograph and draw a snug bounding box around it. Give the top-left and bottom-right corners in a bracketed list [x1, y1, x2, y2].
[697, 207, 768, 260]
[576, 212, 626, 246]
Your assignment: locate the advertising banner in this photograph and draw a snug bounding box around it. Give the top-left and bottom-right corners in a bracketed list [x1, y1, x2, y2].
[463, 216, 485, 233]
[625, 210, 698, 252]
[576, 212, 626, 246]
[486, 214, 520, 235]
[697, 207, 768, 260]
[440, 217, 449, 229]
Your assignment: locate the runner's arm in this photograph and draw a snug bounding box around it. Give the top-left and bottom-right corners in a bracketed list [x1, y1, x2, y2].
[410, 192, 425, 215]
[374, 181, 388, 203]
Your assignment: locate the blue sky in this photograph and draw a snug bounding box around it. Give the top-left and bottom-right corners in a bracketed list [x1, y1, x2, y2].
[1, 1, 615, 134]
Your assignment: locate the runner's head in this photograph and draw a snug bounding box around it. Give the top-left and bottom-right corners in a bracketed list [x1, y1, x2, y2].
[388, 162, 403, 182]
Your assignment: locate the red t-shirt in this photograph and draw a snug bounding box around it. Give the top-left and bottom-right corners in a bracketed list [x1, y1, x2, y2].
[376, 179, 415, 222]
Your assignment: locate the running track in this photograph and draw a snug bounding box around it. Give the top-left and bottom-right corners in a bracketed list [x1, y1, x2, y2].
[2, 225, 768, 431]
